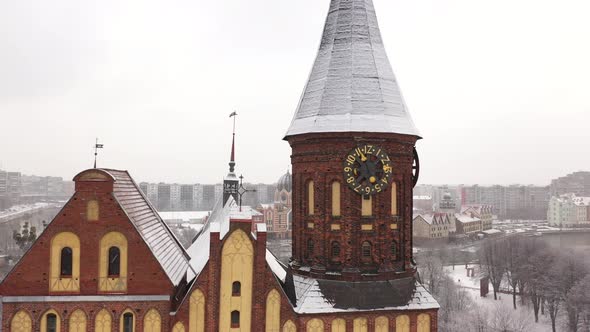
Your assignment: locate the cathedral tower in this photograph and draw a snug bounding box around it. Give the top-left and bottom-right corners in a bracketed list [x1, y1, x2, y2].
[285, 0, 421, 281]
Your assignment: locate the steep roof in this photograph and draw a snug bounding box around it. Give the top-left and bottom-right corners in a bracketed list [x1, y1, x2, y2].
[288, 276, 438, 313]
[285, 0, 420, 139]
[186, 197, 290, 283]
[104, 169, 191, 286]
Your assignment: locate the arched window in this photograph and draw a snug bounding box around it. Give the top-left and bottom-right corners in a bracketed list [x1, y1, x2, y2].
[306, 238, 314, 258]
[11, 310, 32, 332]
[172, 322, 185, 332]
[189, 289, 206, 332]
[417, 314, 431, 332]
[307, 181, 315, 215]
[121, 311, 134, 332]
[60, 247, 73, 276]
[231, 311, 240, 328]
[69, 309, 87, 332]
[265, 289, 281, 332]
[95, 309, 112, 332]
[331, 182, 341, 217]
[391, 182, 398, 215]
[396, 315, 410, 332]
[331, 318, 346, 332]
[47, 314, 57, 332]
[41, 311, 60, 332]
[108, 247, 120, 276]
[361, 196, 372, 216]
[375, 316, 389, 332]
[306, 319, 324, 332]
[99, 232, 128, 292]
[353, 317, 368, 332]
[361, 241, 372, 258]
[282, 320, 296, 332]
[232, 281, 241, 296]
[331, 242, 340, 258]
[50, 232, 80, 292]
[143, 309, 161, 332]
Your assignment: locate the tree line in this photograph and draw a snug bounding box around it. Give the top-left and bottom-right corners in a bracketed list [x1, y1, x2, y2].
[418, 236, 590, 332]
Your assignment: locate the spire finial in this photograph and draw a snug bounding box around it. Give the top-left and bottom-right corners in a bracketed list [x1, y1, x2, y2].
[229, 111, 237, 172]
[93, 138, 104, 168]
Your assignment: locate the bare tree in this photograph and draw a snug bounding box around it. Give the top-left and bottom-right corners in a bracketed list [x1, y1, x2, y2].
[489, 302, 534, 332]
[568, 275, 590, 332]
[480, 238, 507, 300]
[522, 248, 553, 323]
[505, 236, 526, 309]
[12, 222, 37, 251]
[418, 254, 444, 295]
[556, 251, 590, 332]
[541, 263, 563, 332]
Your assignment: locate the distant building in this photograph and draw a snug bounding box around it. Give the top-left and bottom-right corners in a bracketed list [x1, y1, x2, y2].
[413, 213, 452, 240]
[551, 171, 590, 197]
[157, 183, 171, 211]
[461, 184, 549, 220]
[454, 214, 482, 236]
[413, 195, 433, 213]
[547, 194, 590, 227]
[257, 171, 292, 239]
[461, 205, 493, 231]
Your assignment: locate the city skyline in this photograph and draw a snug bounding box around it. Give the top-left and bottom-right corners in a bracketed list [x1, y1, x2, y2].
[2, 0, 589, 185]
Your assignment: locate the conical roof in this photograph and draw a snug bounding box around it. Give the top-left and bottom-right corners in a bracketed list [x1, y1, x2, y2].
[285, 0, 420, 139]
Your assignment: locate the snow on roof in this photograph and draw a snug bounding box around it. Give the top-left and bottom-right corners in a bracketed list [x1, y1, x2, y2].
[266, 249, 287, 283]
[414, 214, 434, 225]
[455, 213, 481, 223]
[187, 198, 277, 282]
[573, 197, 590, 206]
[105, 169, 190, 286]
[284, 0, 420, 139]
[482, 229, 502, 235]
[186, 197, 233, 281]
[291, 276, 438, 314]
[159, 211, 210, 223]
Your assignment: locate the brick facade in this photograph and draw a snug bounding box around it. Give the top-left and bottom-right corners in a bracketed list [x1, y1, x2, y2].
[288, 132, 418, 281]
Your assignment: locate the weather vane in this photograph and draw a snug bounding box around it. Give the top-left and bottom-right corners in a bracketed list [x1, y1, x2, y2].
[93, 138, 104, 168]
[229, 111, 237, 172]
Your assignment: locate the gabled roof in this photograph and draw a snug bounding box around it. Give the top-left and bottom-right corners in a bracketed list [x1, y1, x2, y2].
[455, 213, 481, 224]
[104, 169, 191, 286]
[285, 0, 420, 139]
[186, 197, 291, 284]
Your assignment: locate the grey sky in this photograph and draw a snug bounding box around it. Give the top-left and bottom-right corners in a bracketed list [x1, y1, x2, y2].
[1, 0, 589, 185]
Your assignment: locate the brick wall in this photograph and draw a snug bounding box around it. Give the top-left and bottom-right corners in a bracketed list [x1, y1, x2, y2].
[288, 132, 419, 281]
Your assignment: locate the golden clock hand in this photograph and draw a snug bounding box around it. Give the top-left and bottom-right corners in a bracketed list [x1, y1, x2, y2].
[356, 148, 368, 162]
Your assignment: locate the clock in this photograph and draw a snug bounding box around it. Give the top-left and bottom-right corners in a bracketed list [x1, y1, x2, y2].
[343, 145, 393, 196]
[412, 147, 420, 188]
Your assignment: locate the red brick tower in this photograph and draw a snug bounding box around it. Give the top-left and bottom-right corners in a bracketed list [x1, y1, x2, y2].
[285, 0, 422, 282]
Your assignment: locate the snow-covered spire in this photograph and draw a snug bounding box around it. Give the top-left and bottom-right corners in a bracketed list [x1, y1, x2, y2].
[285, 0, 420, 139]
[224, 112, 239, 205]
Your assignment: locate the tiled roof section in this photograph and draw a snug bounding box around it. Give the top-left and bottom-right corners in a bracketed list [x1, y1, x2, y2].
[285, 0, 420, 139]
[104, 169, 190, 286]
[290, 276, 438, 313]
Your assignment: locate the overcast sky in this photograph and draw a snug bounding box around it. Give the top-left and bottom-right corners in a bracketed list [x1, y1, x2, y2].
[1, 0, 589, 186]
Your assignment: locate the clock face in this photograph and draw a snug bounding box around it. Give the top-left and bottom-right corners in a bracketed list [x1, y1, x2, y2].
[343, 145, 393, 196]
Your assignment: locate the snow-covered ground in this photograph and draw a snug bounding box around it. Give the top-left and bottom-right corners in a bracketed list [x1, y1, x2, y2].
[445, 265, 554, 332]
